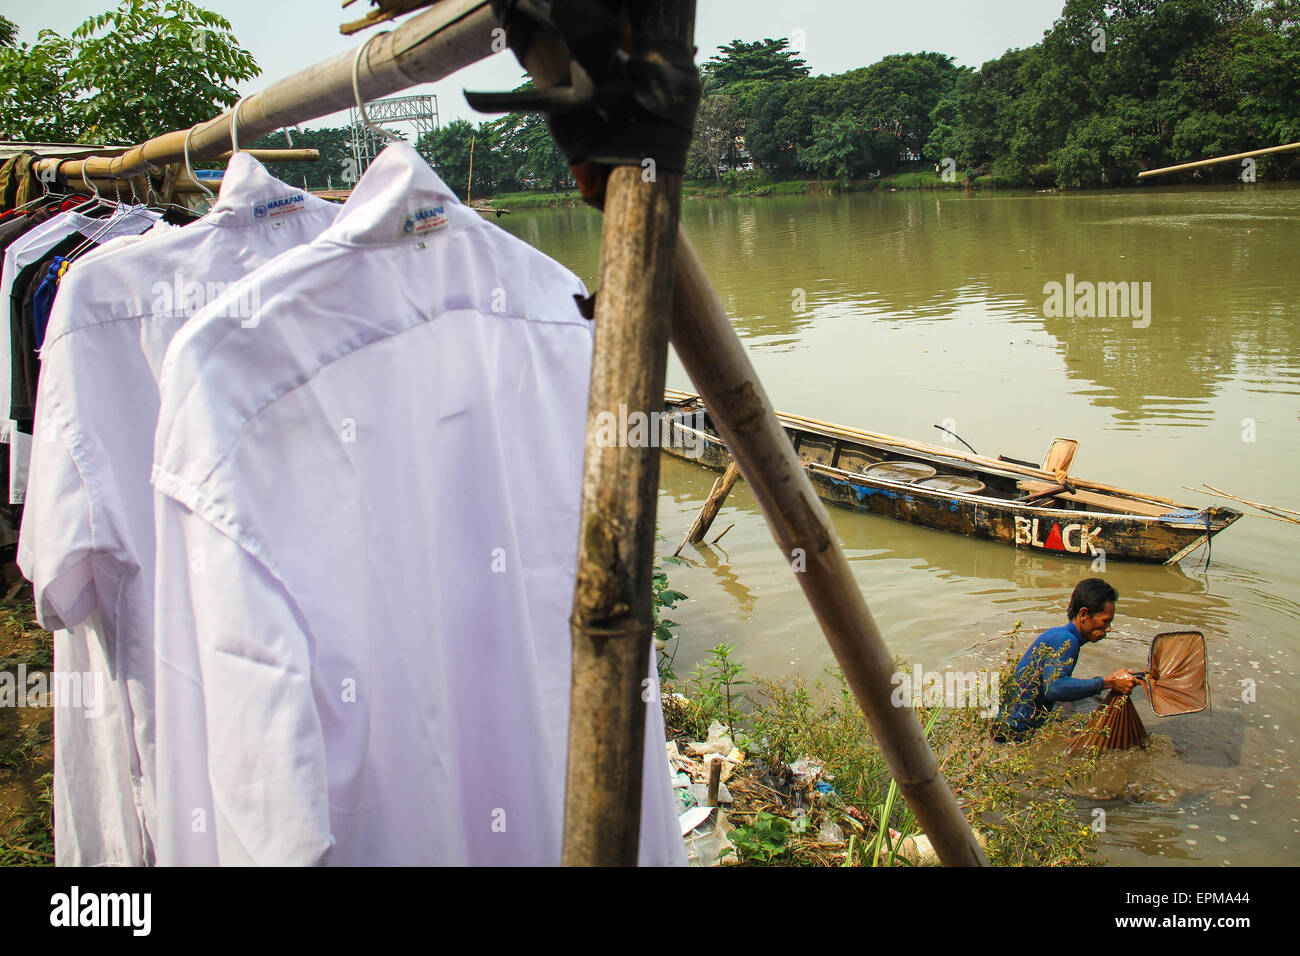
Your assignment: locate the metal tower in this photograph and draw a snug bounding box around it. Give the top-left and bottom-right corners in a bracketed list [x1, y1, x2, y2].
[347, 93, 440, 179]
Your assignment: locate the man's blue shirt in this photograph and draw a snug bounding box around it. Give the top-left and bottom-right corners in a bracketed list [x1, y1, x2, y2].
[1001, 622, 1105, 735]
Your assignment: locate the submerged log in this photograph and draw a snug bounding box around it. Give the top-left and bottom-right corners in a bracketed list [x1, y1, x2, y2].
[674, 460, 741, 556]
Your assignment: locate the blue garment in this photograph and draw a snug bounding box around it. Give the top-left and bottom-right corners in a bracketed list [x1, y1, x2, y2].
[32, 255, 65, 347]
[1000, 622, 1105, 735]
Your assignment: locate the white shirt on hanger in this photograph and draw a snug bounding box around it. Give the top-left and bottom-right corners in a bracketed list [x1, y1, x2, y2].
[151, 142, 686, 866]
[16, 155, 338, 866]
[0, 206, 162, 444]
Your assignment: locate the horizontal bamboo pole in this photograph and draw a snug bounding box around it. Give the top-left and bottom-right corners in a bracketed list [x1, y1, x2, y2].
[33, 0, 496, 183]
[1138, 141, 1300, 179]
[669, 229, 988, 867]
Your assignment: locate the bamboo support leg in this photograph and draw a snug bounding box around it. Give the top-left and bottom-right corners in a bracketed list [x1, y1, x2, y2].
[668, 229, 987, 867]
[563, 166, 684, 866]
[674, 460, 741, 556]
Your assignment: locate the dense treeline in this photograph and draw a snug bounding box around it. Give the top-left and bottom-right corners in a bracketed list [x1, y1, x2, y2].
[3, 1, 1297, 195]
[929, 0, 1300, 187]
[688, 1, 1299, 189]
[453, 0, 1299, 192]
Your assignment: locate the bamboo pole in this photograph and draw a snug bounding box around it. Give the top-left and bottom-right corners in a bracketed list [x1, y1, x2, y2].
[1138, 141, 1300, 179]
[1191, 484, 1300, 524]
[674, 460, 741, 556]
[32, 0, 496, 183]
[562, 0, 696, 869]
[668, 231, 988, 866]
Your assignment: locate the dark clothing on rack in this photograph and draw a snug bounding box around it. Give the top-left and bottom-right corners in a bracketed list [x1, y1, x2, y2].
[10, 232, 97, 429]
[32, 257, 67, 348]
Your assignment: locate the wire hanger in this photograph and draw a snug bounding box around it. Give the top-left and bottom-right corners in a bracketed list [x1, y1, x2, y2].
[184, 123, 217, 204]
[353, 32, 403, 145]
[69, 160, 114, 216]
[229, 95, 249, 153]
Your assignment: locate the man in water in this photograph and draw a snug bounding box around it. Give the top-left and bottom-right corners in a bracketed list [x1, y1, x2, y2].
[995, 578, 1138, 741]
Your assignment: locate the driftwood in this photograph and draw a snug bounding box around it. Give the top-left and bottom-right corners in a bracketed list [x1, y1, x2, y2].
[674, 460, 741, 556]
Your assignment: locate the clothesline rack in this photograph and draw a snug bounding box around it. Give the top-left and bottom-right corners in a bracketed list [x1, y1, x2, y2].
[29, 0, 987, 866]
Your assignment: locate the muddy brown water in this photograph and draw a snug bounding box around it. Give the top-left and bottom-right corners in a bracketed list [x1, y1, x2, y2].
[498, 184, 1300, 866]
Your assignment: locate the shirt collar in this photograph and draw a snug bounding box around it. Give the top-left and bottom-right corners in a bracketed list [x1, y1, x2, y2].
[319, 142, 482, 246]
[1066, 621, 1082, 642]
[202, 152, 336, 228]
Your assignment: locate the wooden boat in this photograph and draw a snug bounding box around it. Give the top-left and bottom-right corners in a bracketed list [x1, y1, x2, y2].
[662, 388, 1240, 565]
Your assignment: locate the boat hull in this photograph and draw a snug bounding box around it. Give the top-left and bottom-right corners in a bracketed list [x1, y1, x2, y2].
[661, 396, 1239, 565]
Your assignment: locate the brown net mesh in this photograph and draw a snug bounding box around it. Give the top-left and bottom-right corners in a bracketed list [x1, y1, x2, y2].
[1066, 690, 1148, 755]
[1142, 630, 1209, 717]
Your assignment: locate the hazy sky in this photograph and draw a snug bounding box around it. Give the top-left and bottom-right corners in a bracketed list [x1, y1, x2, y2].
[5, 1, 1068, 134]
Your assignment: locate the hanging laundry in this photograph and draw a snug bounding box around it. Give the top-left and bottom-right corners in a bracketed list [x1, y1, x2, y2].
[16, 155, 338, 866]
[1, 205, 161, 448]
[151, 143, 685, 866]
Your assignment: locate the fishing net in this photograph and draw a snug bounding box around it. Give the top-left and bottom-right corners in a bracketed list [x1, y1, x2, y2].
[1141, 630, 1210, 717]
[1066, 690, 1147, 755]
[1066, 630, 1208, 756]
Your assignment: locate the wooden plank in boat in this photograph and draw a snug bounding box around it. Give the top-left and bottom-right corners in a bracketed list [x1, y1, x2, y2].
[1016, 480, 1174, 517]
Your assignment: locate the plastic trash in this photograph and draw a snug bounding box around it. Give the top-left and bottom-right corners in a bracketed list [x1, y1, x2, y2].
[681, 808, 735, 867]
[685, 720, 734, 757]
[789, 755, 831, 783]
[688, 781, 734, 807]
[818, 819, 846, 844]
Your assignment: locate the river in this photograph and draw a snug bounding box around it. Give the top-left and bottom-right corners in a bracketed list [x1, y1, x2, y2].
[497, 183, 1300, 866]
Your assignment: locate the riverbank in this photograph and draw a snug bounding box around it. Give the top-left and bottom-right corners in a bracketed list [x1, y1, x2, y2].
[659, 630, 1102, 866]
[0, 576, 53, 866]
[485, 170, 982, 210]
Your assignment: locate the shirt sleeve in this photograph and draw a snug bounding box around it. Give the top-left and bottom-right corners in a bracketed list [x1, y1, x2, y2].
[1042, 641, 1105, 702]
[153, 493, 333, 866]
[16, 418, 97, 632]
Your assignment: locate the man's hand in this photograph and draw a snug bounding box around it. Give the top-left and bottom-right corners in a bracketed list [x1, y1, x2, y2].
[1103, 669, 1138, 693]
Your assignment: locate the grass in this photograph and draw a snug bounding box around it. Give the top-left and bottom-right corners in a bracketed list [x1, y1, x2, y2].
[0, 579, 54, 866]
[663, 623, 1104, 867]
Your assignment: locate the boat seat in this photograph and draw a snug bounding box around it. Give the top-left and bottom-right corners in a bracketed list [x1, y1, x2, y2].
[1016, 480, 1173, 517]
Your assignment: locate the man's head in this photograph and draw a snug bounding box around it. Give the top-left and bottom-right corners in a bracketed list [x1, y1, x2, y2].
[1068, 577, 1118, 643]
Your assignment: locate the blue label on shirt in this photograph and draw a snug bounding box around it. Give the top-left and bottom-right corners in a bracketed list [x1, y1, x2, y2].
[252, 193, 306, 220]
[401, 205, 448, 237]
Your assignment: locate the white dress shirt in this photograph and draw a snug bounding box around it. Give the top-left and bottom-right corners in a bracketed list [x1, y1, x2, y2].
[17, 156, 338, 865]
[151, 143, 685, 866]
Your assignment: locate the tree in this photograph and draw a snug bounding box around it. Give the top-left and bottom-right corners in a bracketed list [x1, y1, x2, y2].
[686, 92, 738, 180]
[0, 15, 17, 48]
[0, 0, 259, 143]
[703, 38, 810, 87]
[248, 126, 353, 191]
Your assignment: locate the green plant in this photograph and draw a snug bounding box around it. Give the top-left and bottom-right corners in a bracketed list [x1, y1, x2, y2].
[652, 540, 688, 683]
[869, 705, 942, 866]
[724, 811, 791, 864]
[689, 642, 748, 734]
